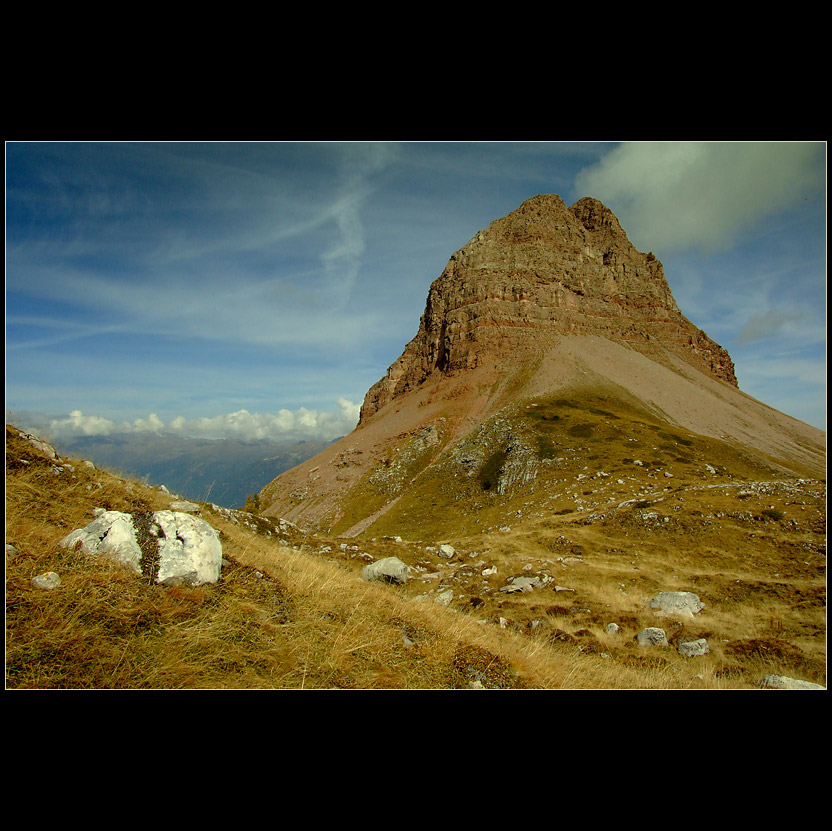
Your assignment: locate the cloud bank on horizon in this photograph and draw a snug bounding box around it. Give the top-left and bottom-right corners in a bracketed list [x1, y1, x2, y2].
[8, 398, 362, 444]
[5, 140, 826, 440]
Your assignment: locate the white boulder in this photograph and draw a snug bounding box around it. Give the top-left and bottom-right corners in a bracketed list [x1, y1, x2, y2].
[434, 589, 454, 606]
[60, 510, 143, 574]
[59, 509, 223, 586]
[151, 511, 223, 586]
[678, 638, 710, 657]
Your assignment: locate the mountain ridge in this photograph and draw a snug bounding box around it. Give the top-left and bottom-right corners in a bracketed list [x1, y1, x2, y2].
[259, 194, 824, 537]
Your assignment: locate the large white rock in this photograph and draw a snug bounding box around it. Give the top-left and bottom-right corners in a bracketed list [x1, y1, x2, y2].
[60, 510, 223, 586]
[151, 511, 222, 586]
[60, 510, 143, 574]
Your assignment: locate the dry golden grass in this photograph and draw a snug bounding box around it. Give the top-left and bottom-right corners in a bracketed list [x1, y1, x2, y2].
[5, 423, 826, 690]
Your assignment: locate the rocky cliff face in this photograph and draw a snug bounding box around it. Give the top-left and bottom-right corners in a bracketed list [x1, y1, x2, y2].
[360, 194, 737, 423]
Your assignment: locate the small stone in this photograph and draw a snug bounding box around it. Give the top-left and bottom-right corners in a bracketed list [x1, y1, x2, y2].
[636, 627, 668, 647]
[434, 589, 454, 606]
[32, 571, 61, 590]
[761, 674, 825, 690]
[438, 544, 456, 558]
[361, 556, 409, 585]
[169, 500, 200, 513]
[678, 638, 710, 657]
[605, 622, 620, 636]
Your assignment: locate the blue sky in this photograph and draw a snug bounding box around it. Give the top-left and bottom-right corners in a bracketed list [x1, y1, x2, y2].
[5, 140, 826, 442]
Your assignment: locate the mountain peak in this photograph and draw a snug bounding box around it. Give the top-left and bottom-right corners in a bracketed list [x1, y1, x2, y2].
[360, 194, 736, 424]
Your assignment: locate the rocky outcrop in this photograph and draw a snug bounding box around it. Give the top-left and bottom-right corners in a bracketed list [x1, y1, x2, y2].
[360, 194, 736, 423]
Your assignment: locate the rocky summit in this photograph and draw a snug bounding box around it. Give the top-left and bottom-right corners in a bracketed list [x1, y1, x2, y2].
[360, 194, 736, 422]
[258, 194, 825, 539]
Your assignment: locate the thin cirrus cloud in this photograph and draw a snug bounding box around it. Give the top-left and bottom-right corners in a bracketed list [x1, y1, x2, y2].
[6, 142, 401, 354]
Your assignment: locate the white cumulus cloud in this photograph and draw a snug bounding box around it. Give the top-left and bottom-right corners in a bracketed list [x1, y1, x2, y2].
[574, 141, 824, 255]
[35, 399, 361, 443]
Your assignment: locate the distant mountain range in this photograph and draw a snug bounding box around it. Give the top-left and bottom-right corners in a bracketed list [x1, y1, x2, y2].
[51, 432, 336, 509]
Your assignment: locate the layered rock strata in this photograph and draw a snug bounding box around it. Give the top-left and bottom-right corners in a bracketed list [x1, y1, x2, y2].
[360, 194, 736, 424]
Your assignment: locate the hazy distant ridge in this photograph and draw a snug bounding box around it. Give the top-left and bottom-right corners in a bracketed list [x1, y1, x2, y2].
[53, 432, 336, 509]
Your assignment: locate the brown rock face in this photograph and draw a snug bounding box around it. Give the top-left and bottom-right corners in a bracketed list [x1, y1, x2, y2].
[360, 194, 736, 424]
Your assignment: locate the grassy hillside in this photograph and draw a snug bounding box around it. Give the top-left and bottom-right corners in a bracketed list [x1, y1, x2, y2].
[5, 422, 826, 689]
[327, 389, 821, 540]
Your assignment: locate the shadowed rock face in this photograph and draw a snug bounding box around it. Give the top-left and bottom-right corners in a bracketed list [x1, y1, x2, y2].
[360, 195, 736, 423]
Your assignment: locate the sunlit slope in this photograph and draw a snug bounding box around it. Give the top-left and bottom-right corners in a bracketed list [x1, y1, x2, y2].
[327, 384, 822, 540]
[259, 335, 825, 537]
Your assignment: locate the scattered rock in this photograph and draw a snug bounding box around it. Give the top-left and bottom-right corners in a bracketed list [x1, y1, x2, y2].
[648, 591, 705, 617]
[678, 638, 710, 657]
[169, 500, 200, 513]
[361, 556, 409, 585]
[435, 589, 454, 606]
[438, 544, 456, 558]
[32, 571, 61, 590]
[760, 674, 825, 690]
[605, 622, 620, 636]
[637, 627, 668, 647]
[15, 428, 58, 460]
[500, 574, 555, 593]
